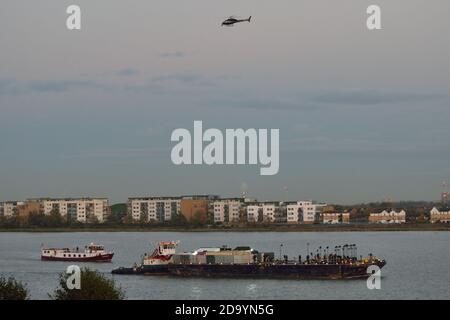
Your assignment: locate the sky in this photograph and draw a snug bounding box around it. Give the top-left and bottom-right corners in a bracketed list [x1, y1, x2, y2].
[1, 0, 449, 204]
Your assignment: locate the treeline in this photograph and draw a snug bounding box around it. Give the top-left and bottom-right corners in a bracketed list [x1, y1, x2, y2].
[0, 208, 207, 229]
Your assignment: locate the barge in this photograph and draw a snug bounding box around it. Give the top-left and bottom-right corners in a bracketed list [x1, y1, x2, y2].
[112, 241, 386, 279]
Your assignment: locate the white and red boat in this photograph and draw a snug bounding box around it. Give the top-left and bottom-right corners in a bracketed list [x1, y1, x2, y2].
[41, 243, 114, 262]
[112, 241, 179, 275]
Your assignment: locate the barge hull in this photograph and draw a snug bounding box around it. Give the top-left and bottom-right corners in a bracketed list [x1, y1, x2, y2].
[41, 253, 114, 262]
[112, 261, 385, 279]
[168, 263, 384, 280]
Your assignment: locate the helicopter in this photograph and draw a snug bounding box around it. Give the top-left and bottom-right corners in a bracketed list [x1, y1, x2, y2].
[221, 16, 252, 26]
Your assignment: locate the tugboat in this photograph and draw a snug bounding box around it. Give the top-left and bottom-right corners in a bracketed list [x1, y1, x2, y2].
[41, 243, 114, 262]
[112, 241, 178, 275]
[112, 242, 386, 279]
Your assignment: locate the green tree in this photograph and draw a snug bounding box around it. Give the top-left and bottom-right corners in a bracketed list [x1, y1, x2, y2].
[45, 209, 64, 227]
[108, 203, 127, 224]
[0, 276, 29, 300]
[50, 268, 125, 300]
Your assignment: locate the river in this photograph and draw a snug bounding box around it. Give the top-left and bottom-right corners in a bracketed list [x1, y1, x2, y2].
[0, 231, 448, 299]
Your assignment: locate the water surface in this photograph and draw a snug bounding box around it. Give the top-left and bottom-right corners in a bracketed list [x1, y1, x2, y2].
[0, 231, 448, 299]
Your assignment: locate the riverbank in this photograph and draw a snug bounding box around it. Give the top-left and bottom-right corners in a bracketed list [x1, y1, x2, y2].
[0, 223, 448, 232]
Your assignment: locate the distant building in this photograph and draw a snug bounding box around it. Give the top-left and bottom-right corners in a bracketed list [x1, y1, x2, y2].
[321, 212, 350, 224]
[17, 201, 42, 219]
[0, 201, 24, 217]
[322, 205, 336, 213]
[261, 202, 278, 223]
[244, 202, 282, 223]
[128, 197, 181, 222]
[430, 207, 450, 223]
[369, 210, 406, 224]
[246, 205, 261, 223]
[36, 198, 109, 223]
[286, 201, 325, 224]
[212, 198, 243, 223]
[180, 195, 219, 222]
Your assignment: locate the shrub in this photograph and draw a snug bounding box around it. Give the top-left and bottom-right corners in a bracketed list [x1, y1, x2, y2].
[50, 268, 125, 300]
[0, 276, 29, 300]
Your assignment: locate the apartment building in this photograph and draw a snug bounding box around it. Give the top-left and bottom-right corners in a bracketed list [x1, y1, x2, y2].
[246, 205, 261, 223]
[261, 202, 277, 223]
[0, 201, 24, 217]
[430, 207, 450, 223]
[369, 210, 406, 224]
[39, 198, 109, 223]
[321, 212, 350, 224]
[212, 198, 243, 223]
[128, 197, 181, 222]
[245, 202, 284, 223]
[286, 201, 324, 224]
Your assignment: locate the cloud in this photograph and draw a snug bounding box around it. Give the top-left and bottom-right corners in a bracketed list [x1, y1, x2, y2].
[115, 68, 140, 77]
[151, 73, 215, 86]
[159, 51, 188, 59]
[59, 147, 169, 160]
[206, 96, 313, 112]
[0, 78, 20, 94]
[205, 89, 450, 113]
[28, 80, 96, 93]
[283, 136, 450, 154]
[0, 78, 98, 94]
[0, 77, 163, 95]
[312, 90, 447, 106]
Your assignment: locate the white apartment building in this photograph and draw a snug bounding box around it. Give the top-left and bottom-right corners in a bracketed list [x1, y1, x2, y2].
[40, 198, 109, 223]
[0, 201, 24, 217]
[246, 205, 261, 223]
[286, 201, 324, 224]
[261, 203, 277, 223]
[245, 202, 279, 223]
[128, 197, 181, 222]
[430, 207, 450, 223]
[369, 210, 406, 224]
[212, 199, 243, 223]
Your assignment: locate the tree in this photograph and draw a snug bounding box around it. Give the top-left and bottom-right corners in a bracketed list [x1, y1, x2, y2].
[47, 209, 64, 227]
[106, 204, 127, 225]
[122, 213, 134, 225]
[0, 276, 29, 300]
[170, 213, 188, 226]
[27, 211, 47, 227]
[87, 215, 100, 225]
[191, 210, 206, 226]
[50, 268, 125, 300]
[139, 214, 148, 225]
